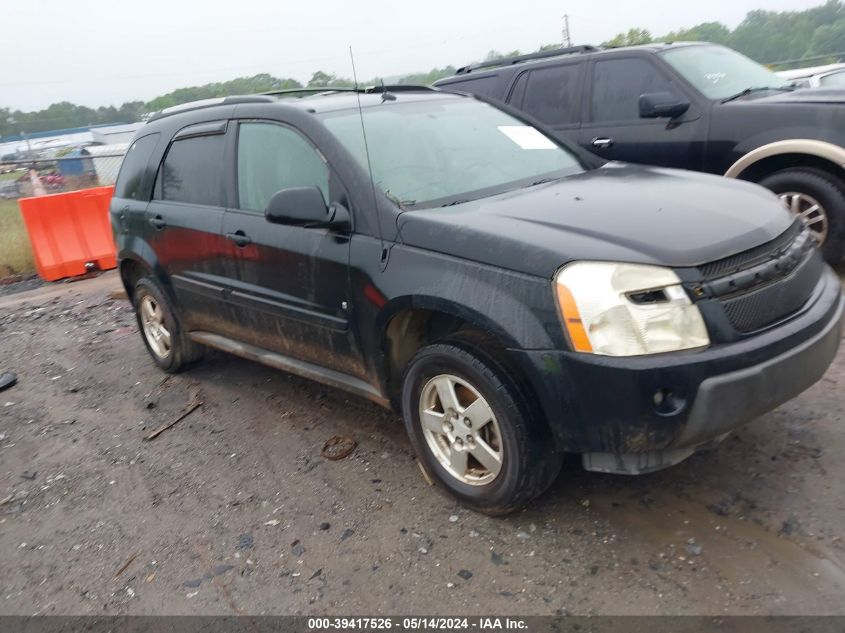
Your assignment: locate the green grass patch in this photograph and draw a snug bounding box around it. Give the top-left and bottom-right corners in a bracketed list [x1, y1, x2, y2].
[0, 171, 22, 181]
[0, 199, 35, 277]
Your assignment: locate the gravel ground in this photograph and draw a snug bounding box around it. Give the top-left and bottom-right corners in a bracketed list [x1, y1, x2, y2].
[0, 270, 843, 616]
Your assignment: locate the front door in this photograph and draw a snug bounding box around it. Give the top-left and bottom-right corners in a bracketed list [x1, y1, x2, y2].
[220, 120, 364, 378]
[146, 121, 236, 332]
[578, 56, 705, 170]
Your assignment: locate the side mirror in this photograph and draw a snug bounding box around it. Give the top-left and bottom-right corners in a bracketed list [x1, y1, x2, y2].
[639, 92, 690, 119]
[265, 186, 329, 227]
[265, 186, 350, 231]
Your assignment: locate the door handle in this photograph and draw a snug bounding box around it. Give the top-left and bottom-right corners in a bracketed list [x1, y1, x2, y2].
[226, 231, 252, 247]
[591, 137, 614, 149]
[149, 216, 166, 229]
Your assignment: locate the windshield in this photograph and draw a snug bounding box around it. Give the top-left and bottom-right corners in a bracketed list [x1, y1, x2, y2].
[319, 98, 584, 208]
[661, 45, 791, 100]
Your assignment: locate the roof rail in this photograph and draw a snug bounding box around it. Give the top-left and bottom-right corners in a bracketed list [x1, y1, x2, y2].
[147, 95, 277, 122]
[455, 45, 599, 75]
[263, 84, 437, 98]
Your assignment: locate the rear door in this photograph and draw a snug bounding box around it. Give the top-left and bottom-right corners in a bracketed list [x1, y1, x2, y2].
[505, 62, 585, 144]
[220, 119, 364, 378]
[578, 55, 705, 169]
[146, 121, 236, 332]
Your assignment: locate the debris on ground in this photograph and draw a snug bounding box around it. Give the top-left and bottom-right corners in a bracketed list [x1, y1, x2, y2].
[320, 435, 357, 460]
[114, 551, 140, 579]
[143, 386, 202, 441]
[0, 372, 17, 392]
[457, 569, 473, 580]
[236, 533, 254, 550]
[340, 528, 354, 542]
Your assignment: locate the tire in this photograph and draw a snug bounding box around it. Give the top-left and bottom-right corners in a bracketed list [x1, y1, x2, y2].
[133, 277, 204, 373]
[758, 167, 845, 264]
[400, 332, 562, 515]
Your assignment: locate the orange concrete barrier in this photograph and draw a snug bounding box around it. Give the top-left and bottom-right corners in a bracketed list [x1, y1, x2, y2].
[18, 186, 117, 282]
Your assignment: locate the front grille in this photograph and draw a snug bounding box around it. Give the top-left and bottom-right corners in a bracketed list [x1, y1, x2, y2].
[720, 252, 822, 332]
[699, 221, 802, 280]
[697, 223, 822, 334]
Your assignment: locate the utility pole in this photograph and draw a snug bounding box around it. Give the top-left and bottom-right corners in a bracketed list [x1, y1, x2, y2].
[562, 14, 572, 47]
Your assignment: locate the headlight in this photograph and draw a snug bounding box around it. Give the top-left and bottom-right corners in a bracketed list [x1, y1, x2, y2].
[554, 261, 710, 356]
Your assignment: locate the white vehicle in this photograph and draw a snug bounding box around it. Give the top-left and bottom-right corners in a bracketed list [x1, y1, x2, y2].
[777, 63, 845, 89]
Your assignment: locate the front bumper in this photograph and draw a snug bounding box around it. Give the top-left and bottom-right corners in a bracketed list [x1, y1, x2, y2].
[511, 267, 843, 471]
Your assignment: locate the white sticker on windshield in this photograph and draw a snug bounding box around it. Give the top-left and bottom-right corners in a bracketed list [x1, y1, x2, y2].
[497, 126, 557, 150]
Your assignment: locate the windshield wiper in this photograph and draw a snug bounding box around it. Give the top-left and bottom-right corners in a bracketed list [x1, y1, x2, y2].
[721, 85, 794, 103]
[440, 199, 471, 207]
[531, 176, 563, 186]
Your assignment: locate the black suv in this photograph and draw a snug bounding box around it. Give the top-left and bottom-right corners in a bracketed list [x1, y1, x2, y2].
[435, 42, 845, 264]
[111, 87, 843, 514]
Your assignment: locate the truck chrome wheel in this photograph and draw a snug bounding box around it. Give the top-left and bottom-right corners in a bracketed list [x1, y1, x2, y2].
[139, 295, 172, 359]
[419, 374, 503, 486]
[780, 191, 828, 245]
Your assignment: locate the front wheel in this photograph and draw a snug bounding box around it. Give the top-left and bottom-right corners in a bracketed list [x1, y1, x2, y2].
[400, 334, 561, 515]
[759, 167, 845, 264]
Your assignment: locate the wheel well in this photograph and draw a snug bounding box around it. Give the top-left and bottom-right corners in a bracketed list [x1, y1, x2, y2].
[382, 308, 511, 405]
[119, 259, 150, 302]
[736, 153, 845, 185]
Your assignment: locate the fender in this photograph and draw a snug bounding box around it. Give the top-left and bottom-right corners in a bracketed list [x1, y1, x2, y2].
[725, 139, 845, 179]
[116, 236, 175, 302]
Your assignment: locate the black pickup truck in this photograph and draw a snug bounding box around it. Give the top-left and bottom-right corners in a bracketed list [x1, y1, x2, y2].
[436, 42, 845, 264]
[111, 87, 842, 514]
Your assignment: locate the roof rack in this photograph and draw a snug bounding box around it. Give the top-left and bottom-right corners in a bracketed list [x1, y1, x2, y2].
[146, 85, 440, 123]
[147, 95, 277, 122]
[455, 45, 599, 75]
[263, 84, 437, 98]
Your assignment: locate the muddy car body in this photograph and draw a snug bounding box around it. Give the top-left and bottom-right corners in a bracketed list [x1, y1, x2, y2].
[111, 88, 843, 513]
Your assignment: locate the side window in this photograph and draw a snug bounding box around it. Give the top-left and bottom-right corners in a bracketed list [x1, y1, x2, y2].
[521, 64, 583, 126]
[114, 133, 159, 200]
[154, 133, 225, 206]
[441, 75, 502, 100]
[236, 122, 329, 212]
[591, 58, 678, 123]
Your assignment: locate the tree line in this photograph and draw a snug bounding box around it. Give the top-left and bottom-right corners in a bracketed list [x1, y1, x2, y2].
[2, 0, 844, 139]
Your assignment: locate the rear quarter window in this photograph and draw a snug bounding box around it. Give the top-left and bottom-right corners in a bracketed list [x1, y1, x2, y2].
[440, 75, 503, 100]
[114, 133, 159, 200]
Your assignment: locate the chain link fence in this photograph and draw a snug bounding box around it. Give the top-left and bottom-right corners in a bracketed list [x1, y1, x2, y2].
[0, 149, 126, 281]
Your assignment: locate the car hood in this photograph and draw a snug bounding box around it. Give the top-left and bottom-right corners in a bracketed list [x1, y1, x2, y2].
[750, 87, 845, 104]
[396, 164, 792, 278]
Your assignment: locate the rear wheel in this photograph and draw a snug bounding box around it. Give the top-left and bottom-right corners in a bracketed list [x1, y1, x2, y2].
[759, 167, 845, 264]
[133, 277, 204, 373]
[401, 333, 562, 515]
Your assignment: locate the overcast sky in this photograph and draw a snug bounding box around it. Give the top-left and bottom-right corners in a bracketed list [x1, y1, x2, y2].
[1, 0, 825, 111]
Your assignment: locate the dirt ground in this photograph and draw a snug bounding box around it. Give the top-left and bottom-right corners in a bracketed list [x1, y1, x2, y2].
[0, 270, 843, 617]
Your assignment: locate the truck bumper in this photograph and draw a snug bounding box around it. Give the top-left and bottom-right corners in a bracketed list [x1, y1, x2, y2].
[511, 267, 843, 474]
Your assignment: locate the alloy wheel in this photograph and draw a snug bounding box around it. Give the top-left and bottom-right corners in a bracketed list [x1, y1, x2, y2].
[419, 374, 503, 486]
[139, 295, 172, 359]
[780, 191, 828, 245]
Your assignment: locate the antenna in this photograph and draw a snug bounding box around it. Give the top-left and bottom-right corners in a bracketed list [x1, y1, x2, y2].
[562, 14, 572, 47]
[349, 46, 388, 267]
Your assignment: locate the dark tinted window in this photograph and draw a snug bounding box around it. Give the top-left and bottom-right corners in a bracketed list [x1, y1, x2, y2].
[591, 58, 677, 122]
[442, 75, 502, 99]
[237, 123, 329, 212]
[520, 64, 582, 126]
[156, 133, 225, 206]
[114, 133, 159, 200]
